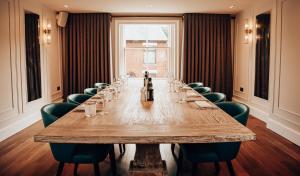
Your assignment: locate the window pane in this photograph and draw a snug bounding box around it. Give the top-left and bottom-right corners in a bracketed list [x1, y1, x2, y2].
[121, 24, 171, 78]
[144, 49, 156, 64]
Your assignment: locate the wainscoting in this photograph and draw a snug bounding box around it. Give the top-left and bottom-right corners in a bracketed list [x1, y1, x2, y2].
[233, 0, 300, 146]
[0, 0, 62, 142]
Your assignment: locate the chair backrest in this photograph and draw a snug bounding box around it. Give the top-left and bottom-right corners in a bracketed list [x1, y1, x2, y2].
[216, 102, 249, 126]
[40, 103, 77, 162]
[41, 103, 77, 127]
[67, 93, 92, 105]
[84, 88, 97, 96]
[214, 102, 250, 160]
[187, 82, 203, 88]
[194, 86, 211, 94]
[203, 92, 226, 103]
[95, 82, 109, 89]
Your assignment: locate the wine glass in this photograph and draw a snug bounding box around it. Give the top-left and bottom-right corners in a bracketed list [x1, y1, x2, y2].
[109, 86, 118, 100]
[96, 95, 105, 116]
[179, 87, 187, 103]
[101, 89, 110, 102]
[167, 74, 174, 92]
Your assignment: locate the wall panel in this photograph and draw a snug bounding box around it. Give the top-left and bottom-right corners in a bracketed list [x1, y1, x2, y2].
[0, 0, 19, 123]
[278, 0, 300, 117]
[0, 0, 63, 141]
[233, 0, 300, 146]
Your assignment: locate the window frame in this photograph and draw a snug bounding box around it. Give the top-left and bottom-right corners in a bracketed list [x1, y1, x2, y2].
[111, 17, 182, 79]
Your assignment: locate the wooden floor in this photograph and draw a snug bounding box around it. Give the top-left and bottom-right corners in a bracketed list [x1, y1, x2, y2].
[0, 116, 300, 176]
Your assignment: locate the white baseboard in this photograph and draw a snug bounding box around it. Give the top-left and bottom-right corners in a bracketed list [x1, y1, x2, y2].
[248, 105, 269, 123]
[52, 98, 63, 103]
[0, 111, 41, 142]
[267, 118, 300, 146]
[51, 91, 63, 102]
[232, 97, 269, 123]
[234, 96, 300, 146]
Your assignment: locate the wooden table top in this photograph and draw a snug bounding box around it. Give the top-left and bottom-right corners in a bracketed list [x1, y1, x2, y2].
[34, 79, 256, 144]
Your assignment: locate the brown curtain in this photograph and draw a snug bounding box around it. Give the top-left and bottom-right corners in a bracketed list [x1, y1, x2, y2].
[61, 13, 111, 99]
[254, 14, 270, 100]
[25, 13, 41, 102]
[183, 13, 233, 100]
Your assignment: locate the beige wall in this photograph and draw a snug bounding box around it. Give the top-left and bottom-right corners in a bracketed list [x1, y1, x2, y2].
[234, 0, 300, 146]
[45, 10, 63, 102]
[0, 0, 62, 141]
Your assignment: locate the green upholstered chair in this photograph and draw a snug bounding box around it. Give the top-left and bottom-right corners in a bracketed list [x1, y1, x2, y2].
[95, 82, 110, 89]
[41, 103, 116, 176]
[177, 102, 250, 176]
[84, 88, 98, 96]
[67, 94, 92, 106]
[203, 92, 226, 103]
[187, 82, 203, 88]
[194, 86, 211, 95]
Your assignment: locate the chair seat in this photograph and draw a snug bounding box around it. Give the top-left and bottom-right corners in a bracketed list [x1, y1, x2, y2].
[72, 144, 113, 163]
[193, 86, 211, 94]
[188, 82, 203, 88]
[180, 144, 219, 163]
[95, 82, 109, 89]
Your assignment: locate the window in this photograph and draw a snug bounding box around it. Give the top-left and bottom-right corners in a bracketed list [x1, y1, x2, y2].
[115, 20, 180, 78]
[144, 49, 156, 64]
[121, 24, 171, 78]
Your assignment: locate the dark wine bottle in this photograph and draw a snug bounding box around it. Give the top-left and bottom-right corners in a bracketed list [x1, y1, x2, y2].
[144, 71, 149, 87]
[147, 77, 154, 101]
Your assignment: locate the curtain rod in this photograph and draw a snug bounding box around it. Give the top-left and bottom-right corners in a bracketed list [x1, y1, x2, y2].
[111, 14, 184, 18]
[110, 14, 235, 19]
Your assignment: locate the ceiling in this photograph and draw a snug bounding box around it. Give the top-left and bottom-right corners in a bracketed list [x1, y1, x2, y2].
[38, 0, 271, 14]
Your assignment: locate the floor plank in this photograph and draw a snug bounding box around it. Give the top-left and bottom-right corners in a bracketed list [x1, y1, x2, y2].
[0, 116, 300, 176]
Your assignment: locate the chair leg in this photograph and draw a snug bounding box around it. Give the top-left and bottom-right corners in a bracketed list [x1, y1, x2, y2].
[171, 144, 175, 155]
[56, 162, 64, 176]
[176, 148, 183, 176]
[109, 147, 117, 176]
[93, 163, 100, 176]
[226, 160, 235, 176]
[119, 144, 123, 155]
[214, 162, 220, 175]
[119, 144, 126, 155]
[73, 163, 78, 176]
[122, 144, 126, 154]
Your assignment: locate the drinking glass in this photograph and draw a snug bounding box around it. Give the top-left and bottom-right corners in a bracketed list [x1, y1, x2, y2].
[96, 95, 105, 116]
[97, 87, 103, 94]
[84, 101, 96, 117]
[104, 88, 113, 102]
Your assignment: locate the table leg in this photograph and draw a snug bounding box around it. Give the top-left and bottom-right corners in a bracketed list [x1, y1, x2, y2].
[129, 144, 167, 176]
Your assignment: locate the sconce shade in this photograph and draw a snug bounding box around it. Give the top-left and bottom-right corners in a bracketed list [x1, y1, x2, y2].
[244, 19, 252, 44]
[44, 20, 51, 44]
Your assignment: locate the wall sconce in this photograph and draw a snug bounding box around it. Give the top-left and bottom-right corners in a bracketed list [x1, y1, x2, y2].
[244, 19, 252, 44]
[43, 20, 52, 44]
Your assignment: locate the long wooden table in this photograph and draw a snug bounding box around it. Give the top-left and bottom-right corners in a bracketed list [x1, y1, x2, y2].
[34, 79, 255, 175]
